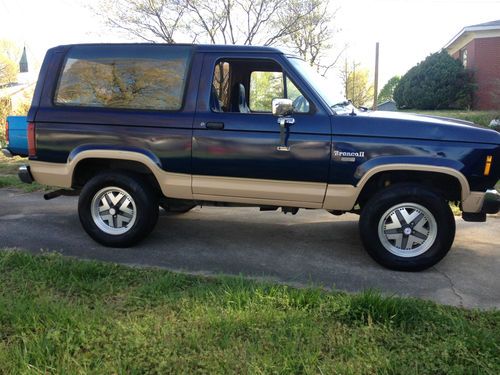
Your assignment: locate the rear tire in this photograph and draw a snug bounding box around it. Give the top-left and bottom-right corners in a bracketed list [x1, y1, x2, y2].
[78, 172, 159, 247]
[359, 184, 455, 271]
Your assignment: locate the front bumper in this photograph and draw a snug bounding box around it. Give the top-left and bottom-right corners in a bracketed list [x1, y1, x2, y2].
[18, 165, 33, 184]
[482, 189, 500, 214]
[462, 188, 499, 222]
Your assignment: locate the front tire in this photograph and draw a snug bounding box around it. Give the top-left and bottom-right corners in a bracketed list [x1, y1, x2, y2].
[359, 184, 455, 271]
[78, 172, 159, 247]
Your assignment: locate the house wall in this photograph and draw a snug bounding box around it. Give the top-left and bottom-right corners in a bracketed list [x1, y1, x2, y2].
[452, 37, 500, 110]
[472, 37, 500, 110]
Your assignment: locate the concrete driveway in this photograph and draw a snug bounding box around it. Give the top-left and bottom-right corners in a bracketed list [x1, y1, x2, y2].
[0, 188, 499, 309]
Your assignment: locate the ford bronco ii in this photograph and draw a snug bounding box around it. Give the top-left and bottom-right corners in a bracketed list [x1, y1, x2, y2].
[3, 44, 499, 271]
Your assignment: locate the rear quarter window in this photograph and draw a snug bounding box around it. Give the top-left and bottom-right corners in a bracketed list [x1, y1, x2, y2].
[54, 45, 191, 111]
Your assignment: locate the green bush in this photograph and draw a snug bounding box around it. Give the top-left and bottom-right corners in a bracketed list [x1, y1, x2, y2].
[394, 51, 474, 110]
[0, 97, 12, 147]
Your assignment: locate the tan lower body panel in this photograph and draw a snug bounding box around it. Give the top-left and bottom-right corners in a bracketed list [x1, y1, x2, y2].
[322, 184, 359, 211]
[29, 154, 483, 213]
[29, 157, 193, 199]
[193, 194, 323, 208]
[30, 161, 72, 187]
[192, 175, 327, 203]
[462, 192, 485, 213]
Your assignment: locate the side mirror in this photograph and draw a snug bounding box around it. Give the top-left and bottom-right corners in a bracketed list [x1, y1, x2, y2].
[272, 98, 294, 117]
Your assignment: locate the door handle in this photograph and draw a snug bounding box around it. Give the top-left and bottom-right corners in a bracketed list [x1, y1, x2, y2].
[203, 122, 224, 130]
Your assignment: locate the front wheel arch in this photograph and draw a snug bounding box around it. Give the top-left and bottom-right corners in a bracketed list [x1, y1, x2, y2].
[356, 170, 464, 210]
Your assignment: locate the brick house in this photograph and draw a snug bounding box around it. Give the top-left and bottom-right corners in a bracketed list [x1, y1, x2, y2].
[444, 20, 500, 110]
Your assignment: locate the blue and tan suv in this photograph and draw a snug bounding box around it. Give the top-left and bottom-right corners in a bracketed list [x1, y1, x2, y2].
[4, 43, 499, 271]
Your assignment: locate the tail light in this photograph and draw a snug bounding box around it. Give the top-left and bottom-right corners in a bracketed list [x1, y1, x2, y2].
[4, 119, 9, 144]
[28, 122, 36, 157]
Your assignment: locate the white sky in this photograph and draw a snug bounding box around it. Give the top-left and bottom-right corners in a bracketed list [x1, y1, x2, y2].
[1, 0, 500, 94]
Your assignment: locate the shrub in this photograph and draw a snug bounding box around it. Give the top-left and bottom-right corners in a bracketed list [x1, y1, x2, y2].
[394, 51, 474, 110]
[0, 97, 12, 147]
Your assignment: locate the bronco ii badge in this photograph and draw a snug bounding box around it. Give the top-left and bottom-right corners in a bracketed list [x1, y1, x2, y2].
[333, 150, 365, 162]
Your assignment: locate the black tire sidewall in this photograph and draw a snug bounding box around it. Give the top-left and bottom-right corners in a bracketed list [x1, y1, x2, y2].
[359, 184, 455, 271]
[78, 172, 159, 247]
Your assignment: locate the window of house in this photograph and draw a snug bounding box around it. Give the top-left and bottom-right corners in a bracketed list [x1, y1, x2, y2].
[55, 45, 191, 111]
[461, 49, 468, 68]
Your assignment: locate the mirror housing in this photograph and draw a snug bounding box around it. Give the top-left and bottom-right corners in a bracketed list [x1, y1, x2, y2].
[272, 98, 294, 117]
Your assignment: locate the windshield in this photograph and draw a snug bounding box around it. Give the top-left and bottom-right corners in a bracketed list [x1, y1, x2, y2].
[288, 57, 357, 115]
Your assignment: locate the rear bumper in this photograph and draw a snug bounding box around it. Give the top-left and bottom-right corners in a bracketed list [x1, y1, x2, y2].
[482, 189, 500, 214]
[18, 165, 34, 184]
[1, 148, 13, 158]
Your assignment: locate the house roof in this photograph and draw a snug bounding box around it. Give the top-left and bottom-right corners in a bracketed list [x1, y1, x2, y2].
[19, 46, 28, 73]
[468, 20, 500, 28]
[444, 19, 500, 50]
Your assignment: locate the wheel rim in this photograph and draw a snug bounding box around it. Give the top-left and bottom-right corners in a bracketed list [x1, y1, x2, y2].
[377, 203, 437, 258]
[90, 186, 137, 235]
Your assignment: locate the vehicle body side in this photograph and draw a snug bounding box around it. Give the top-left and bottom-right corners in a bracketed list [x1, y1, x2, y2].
[24, 44, 500, 214]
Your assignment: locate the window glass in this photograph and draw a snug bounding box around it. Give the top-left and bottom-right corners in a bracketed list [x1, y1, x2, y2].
[212, 61, 231, 111]
[249, 71, 309, 113]
[249, 71, 284, 112]
[288, 57, 346, 109]
[461, 49, 468, 68]
[55, 45, 191, 111]
[286, 77, 310, 113]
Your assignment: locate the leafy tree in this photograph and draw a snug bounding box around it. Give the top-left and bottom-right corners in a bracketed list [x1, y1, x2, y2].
[0, 56, 18, 86]
[393, 51, 474, 110]
[378, 75, 400, 103]
[285, 0, 345, 75]
[0, 97, 12, 147]
[249, 71, 283, 111]
[339, 61, 374, 107]
[0, 39, 21, 86]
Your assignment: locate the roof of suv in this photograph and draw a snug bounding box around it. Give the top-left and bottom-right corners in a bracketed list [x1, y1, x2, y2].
[53, 43, 283, 54]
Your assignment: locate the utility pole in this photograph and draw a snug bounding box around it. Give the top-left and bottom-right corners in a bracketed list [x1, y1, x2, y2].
[344, 59, 348, 98]
[373, 42, 379, 110]
[352, 61, 356, 104]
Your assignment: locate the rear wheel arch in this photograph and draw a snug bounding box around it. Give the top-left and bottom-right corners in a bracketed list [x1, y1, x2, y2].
[70, 154, 163, 196]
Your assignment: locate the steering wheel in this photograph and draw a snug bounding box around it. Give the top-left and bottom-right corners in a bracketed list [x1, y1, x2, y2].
[292, 95, 308, 113]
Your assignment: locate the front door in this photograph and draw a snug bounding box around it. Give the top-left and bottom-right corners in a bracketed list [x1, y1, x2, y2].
[192, 53, 331, 206]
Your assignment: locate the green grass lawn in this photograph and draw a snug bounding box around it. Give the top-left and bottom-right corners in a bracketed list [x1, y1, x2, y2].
[404, 109, 500, 128]
[0, 154, 48, 192]
[0, 250, 499, 374]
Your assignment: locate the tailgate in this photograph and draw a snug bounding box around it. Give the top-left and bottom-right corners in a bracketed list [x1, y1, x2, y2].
[5, 116, 28, 157]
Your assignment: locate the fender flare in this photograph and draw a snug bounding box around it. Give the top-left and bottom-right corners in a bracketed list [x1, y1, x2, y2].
[354, 156, 470, 200]
[29, 147, 192, 199]
[323, 158, 472, 211]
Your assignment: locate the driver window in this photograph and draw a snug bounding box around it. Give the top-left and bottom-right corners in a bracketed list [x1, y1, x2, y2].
[249, 71, 284, 112]
[210, 59, 310, 114]
[249, 71, 309, 113]
[286, 77, 310, 113]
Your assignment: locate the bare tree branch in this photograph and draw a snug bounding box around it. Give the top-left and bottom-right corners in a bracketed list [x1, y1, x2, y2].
[92, 0, 345, 73]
